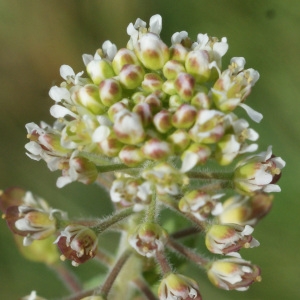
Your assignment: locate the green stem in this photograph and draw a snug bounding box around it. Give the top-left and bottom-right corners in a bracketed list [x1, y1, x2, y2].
[100, 249, 132, 299]
[146, 185, 157, 222]
[187, 170, 234, 180]
[96, 163, 132, 173]
[167, 237, 209, 268]
[92, 207, 134, 234]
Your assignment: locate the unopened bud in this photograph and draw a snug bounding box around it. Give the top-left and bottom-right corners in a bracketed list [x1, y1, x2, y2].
[86, 59, 115, 85]
[142, 73, 163, 93]
[167, 129, 190, 153]
[172, 104, 197, 129]
[112, 48, 139, 74]
[142, 138, 173, 160]
[99, 78, 123, 107]
[163, 60, 186, 80]
[174, 72, 195, 101]
[153, 110, 173, 133]
[119, 64, 145, 89]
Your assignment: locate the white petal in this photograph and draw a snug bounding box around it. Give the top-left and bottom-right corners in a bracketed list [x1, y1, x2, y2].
[60, 65, 75, 79]
[56, 176, 72, 188]
[25, 141, 42, 156]
[149, 14, 162, 35]
[92, 126, 110, 142]
[242, 225, 254, 235]
[227, 252, 242, 258]
[263, 184, 281, 193]
[250, 238, 260, 248]
[239, 103, 263, 123]
[50, 105, 77, 118]
[180, 152, 198, 173]
[82, 54, 94, 66]
[49, 86, 70, 102]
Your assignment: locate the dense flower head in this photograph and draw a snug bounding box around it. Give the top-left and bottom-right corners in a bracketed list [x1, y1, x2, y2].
[0, 13, 285, 300]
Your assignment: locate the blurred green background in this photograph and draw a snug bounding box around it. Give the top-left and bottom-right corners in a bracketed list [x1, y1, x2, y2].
[0, 0, 299, 299]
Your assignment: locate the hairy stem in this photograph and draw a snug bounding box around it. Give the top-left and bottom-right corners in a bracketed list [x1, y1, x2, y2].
[100, 249, 132, 299]
[132, 277, 158, 300]
[93, 207, 134, 234]
[167, 237, 209, 268]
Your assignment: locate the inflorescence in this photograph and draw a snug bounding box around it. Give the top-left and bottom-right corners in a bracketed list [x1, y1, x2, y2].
[1, 14, 285, 300]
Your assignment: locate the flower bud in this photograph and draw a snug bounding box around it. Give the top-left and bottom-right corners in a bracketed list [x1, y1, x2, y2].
[128, 223, 167, 257]
[189, 109, 225, 144]
[132, 103, 153, 127]
[86, 59, 115, 85]
[170, 43, 189, 62]
[55, 224, 98, 266]
[74, 84, 106, 115]
[174, 72, 195, 101]
[207, 258, 261, 291]
[144, 93, 162, 113]
[219, 193, 273, 226]
[5, 206, 56, 246]
[162, 79, 177, 95]
[135, 33, 169, 70]
[142, 138, 173, 161]
[191, 91, 211, 109]
[99, 78, 123, 107]
[234, 146, 285, 195]
[142, 73, 163, 93]
[97, 132, 123, 157]
[158, 273, 202, 300]
[107, 100, 130, 121]
[112, 48, 139, 74]
[163, 60, 186, 80]
[169, 94, 185, 110]
[205, 224, 259, 255]
[119, 145, 145, 166]
[56, 153, 98, 188]
[172, 104, 197, 129]
[180, 143, 211, 173]
[113, 109, 146, 145]
[179, 190, 223, 221]
[119, 64, 145, 89]
[153, 110, 173, 133]
[185, 50, 211, 83]
[167, 129, 190, 153]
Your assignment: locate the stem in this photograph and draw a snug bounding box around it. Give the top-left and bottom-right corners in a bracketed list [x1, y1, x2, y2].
[198, 181, 234, 192]
[132, 277, 158, 300]
[96, 163, 132, 173]
[100, 249, 132, 299]
[93, 207, 134, 234]
[146, 185, 157, 223]
[156, 250, 172, 274]
[187, 170, 234, 180]
[50, 263, 82, 293]
[94, 248, 114, 267]
[61, 288, 95, 300]
[170, 226, 201, 239]
[158, 196, 207, 231]
[167, 237, 209, 268]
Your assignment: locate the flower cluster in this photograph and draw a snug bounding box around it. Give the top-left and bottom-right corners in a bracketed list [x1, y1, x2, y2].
[1, 14, 285, 300]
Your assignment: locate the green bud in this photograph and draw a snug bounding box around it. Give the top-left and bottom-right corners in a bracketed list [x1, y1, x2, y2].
[142, 73, 163, 93]
[172, 104, 197, 129]
[174, 72, 195, 101]
[163, 60, 186, 80]
[153, 109, 173, 133]
[170, 43, 189, 62]
[185, 50, 211, 83]
[167, 129, 190, 153]
[119, 145, 145, 166]
[119, 64, 145, 89]
[112, 48, 139, 75]
[99, 78, 123, 107]
[74, 84, 106, 114]
[142, 138, 173, 160]
[86, 59, 115, 85]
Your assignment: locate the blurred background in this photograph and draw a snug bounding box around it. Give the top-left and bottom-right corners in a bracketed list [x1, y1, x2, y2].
[0, 0, 299, 299]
